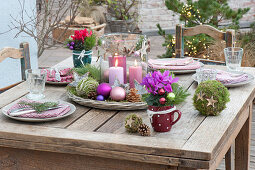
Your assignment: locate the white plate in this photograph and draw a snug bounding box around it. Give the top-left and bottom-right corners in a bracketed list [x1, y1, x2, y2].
[1, 100, 76, 122]
[192, 72, 254, 87]
[148, 58, 204, 74]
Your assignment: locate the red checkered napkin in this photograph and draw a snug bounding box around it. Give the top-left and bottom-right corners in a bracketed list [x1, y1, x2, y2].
[7, 100, 71, 118]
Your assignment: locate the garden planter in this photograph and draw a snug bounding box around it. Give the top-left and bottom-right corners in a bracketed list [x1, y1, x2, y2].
[108, 19, 135, 33]
[147, 105, 181, 132]
[73, 50, 92, 68]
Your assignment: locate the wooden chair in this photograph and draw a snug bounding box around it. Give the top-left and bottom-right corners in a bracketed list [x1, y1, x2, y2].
[175, 24, 235, 65]
[0, 42, 31, 92]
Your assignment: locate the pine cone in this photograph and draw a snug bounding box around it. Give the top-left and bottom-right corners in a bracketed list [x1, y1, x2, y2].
[87, 91, 97, 100]
[127, 88, 141, 102]
[138, 124, 151, 136]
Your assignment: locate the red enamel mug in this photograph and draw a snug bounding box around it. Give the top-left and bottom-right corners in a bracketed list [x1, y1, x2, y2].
[147, 105, 181, 132]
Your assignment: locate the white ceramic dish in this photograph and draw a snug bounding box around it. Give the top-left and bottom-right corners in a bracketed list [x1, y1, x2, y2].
[192, 71, 254, 87]
[1, 100, 76, 122]
[148, 58, 204, 74]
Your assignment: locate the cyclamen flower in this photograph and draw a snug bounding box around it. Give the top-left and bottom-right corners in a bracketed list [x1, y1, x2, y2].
[71, 29, 92, 42]
[141, 71, 179, 95]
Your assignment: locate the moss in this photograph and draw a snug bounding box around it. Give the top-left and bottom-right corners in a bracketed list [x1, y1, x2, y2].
[125, 114, 143, 133]
[193, 80, 230, 116]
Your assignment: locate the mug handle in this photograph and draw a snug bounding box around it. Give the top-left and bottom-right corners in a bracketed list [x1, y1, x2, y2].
[171, 110, 182, 125]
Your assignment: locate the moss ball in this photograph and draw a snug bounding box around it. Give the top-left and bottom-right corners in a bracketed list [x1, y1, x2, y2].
[76, 77, 99, 97]
[193, 80, 230, 116]
[125, 114, 143, 133]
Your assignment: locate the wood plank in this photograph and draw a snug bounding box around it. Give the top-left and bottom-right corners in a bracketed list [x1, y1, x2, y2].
[183, 67, 255, 166]
[183, 25, 225, 41]
[67, 109, 118, 131]
[235, 103, 252, 170]
[0, 47, 23, 63]
[0, 83, 28, 108]
[0, 146, 175, 170]
[175, 24, 183, 58]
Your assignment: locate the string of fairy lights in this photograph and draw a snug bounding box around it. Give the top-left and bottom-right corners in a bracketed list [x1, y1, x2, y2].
[166, 4, 212, 59]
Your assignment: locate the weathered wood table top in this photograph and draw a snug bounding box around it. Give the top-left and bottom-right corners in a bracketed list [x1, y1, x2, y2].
[0, 63, 254, 170]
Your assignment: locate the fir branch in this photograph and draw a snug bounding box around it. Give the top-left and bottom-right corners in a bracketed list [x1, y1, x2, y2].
[73, 64, 101, 82]
[170, 83, 190, 105]
[18, 101, 59, 113]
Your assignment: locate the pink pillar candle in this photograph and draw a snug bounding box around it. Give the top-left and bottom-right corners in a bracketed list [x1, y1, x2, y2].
[108, 55, 127, 83]
[109, 66, 124, 86]
[129, 60, 142, 88]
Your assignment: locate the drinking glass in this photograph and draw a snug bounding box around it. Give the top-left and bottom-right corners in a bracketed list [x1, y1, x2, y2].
[196, 68, 217, 84]
[224, 47, 243, 71]
[25, 69, 47, 100]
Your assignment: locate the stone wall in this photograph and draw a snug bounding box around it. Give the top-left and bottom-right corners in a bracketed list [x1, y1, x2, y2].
[138, 0, 255, 33]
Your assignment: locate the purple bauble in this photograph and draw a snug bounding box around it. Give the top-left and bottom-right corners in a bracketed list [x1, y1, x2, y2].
[97, 83, 112, 98]
[70, 41, 75, 46]
[97, 95, 105, 101]
[67, 43, 70, 47]
[110, 87, 126, 101]
[69, 46, 74, 50]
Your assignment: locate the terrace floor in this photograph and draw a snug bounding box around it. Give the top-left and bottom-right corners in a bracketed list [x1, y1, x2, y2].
[39, 35, 255, 169]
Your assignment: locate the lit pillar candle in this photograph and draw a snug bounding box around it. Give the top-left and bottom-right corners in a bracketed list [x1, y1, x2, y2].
[108, 53, 127, 83]
[129, 60, 142, 88]
[109, 59, 124, 86]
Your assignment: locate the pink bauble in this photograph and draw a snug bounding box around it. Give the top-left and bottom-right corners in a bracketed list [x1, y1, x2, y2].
[110, 87, 126, 101]
[97, 83, 112, 97]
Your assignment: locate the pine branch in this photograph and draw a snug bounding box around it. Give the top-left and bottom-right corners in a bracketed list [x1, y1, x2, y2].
[18, 101, 59, 113]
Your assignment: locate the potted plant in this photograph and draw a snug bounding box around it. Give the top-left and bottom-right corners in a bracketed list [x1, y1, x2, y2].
[106, 0, 138, 32]
[66, 28, 97, 68]
[141, 70, 189, 132]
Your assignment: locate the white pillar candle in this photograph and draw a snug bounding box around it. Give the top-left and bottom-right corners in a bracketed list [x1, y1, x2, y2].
[109, 60, 124, 85]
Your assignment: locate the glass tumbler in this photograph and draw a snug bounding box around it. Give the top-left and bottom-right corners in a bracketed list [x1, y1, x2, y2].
[25, 69, 47, 100]
[224, 47, 243, 71]
[196, 68, 217, 84]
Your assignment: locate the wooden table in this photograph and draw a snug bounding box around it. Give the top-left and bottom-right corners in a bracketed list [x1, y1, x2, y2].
[0, 64, 254, 170]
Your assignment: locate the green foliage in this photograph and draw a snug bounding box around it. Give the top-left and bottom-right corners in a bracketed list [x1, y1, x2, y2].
[238, 22, 255, 48]
[84, 34, 97, 50]
[106, 0, 138, 20]
[73, 64, 101, 82]
[193, 80, 230, 116]
[88, 0, 105, 5]
[142, 83, 189, 107]
[158, 0, 250, 58]
[18, 101, 59, 113]
[168, 83, 190, 105]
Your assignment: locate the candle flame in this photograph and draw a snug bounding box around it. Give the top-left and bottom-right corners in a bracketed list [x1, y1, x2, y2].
[115, 59, 118, 67]
[134, 60, 137, 67]
[114, 53, 118, 56]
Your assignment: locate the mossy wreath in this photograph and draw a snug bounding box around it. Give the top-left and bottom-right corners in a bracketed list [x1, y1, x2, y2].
[125, 114, 143, 133]
[193, 80, 230, 116]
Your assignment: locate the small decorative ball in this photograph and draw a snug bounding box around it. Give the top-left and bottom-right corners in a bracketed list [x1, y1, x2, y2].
[97, 83, 112, 98]
[159, 97, 166, 105]
[167, 92, 175, 101]
[69, 46, 74, 50]
[110, 87, 126, 101]
[96, 95, 105, 101]
[67, 43, 70, 47]
[76, 77, 99, 97]
[70, 42, 75, 46]
[134, 51, 140, 57]
[158, 88, 165, 95]
[193, 80, 230, 116]
[125, 114, 143, 133]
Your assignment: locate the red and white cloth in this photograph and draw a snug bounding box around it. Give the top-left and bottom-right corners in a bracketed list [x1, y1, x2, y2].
[45, 68, 73, 82]
[7, 100, 70, 118]
[148, 58, 201, 70]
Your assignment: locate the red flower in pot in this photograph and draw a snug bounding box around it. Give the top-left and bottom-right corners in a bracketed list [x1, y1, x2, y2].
[141, 71, 189, 132]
